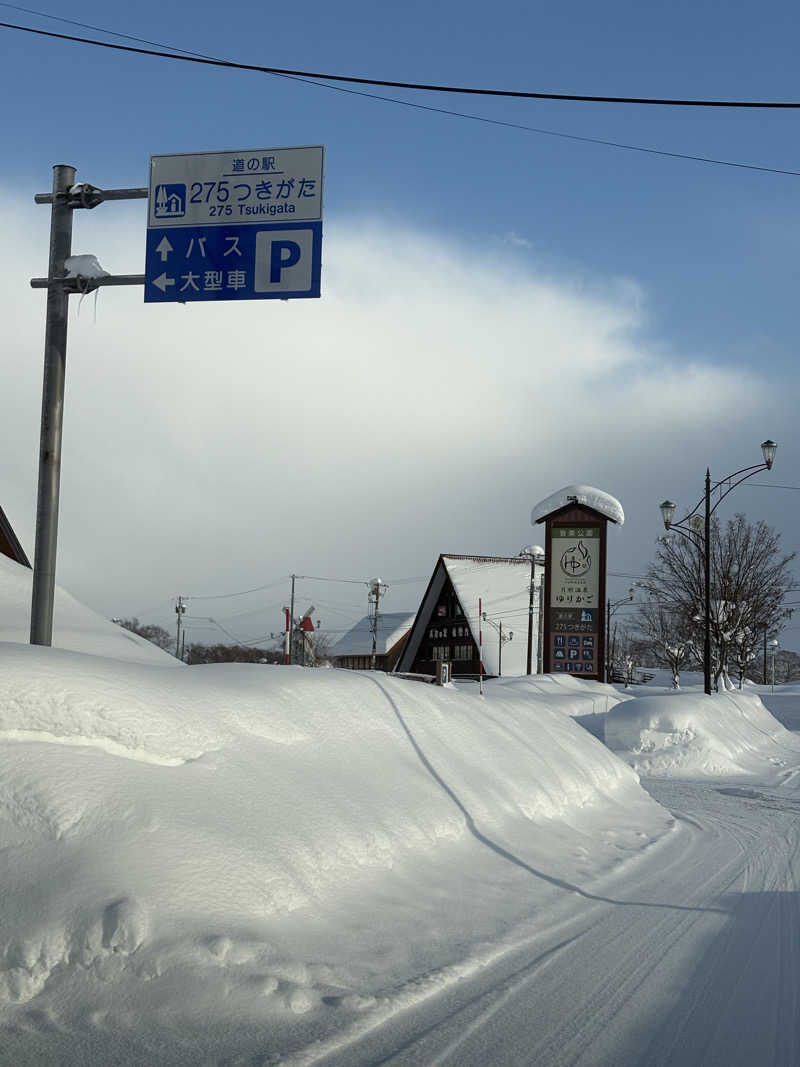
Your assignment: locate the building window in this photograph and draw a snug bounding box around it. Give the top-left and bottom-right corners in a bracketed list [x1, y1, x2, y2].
[453, 644, 473, 660]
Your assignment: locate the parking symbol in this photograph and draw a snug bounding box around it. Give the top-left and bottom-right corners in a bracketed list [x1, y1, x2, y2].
[255, 228, 315, 294]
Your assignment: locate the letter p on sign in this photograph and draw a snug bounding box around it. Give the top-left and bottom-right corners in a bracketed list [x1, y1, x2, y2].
[254, 227, 316, 295]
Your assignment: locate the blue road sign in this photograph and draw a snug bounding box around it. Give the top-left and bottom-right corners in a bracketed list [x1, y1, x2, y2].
[145, 146, 324, 304]
[144, 221, 322, 303]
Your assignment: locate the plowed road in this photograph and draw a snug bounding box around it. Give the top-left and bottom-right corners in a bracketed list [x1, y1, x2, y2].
[322, 779, 800, 1067]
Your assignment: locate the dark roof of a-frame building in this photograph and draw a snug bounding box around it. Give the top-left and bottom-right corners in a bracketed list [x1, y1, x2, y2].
[0, 504, 31, 568]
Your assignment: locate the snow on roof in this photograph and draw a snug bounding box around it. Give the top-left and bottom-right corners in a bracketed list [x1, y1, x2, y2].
[0, 554, 181, 667]
[331, 612, 415, 658]
[443, 555, 541, 677]
[531, 484, 624, 526]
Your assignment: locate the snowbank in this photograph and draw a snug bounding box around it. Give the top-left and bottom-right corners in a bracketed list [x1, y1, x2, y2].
[605, 689, 800, 779]
[0, 554, 179, 666]
[0, 645, 671, 1062]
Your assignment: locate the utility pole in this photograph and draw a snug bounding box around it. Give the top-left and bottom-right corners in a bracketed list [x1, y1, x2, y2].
[499, 620, 503, 677]
[288, 574, 296, 665]
[519, 546, 541, 676]
[175, 596, 186, 660]
[526, 562, 535, 675]
[536, 583, 544, 674]
[369, 578, 387, 670]
[478, 598, 484, 696]
[30, 165, 75, 646]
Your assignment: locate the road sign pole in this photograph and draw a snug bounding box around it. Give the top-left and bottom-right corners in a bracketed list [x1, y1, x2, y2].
[30, 164, 75, 646]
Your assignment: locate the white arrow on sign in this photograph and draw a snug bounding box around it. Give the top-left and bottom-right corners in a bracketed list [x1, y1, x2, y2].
[152, 273, 175, 293]
[156, 236, 174, 262]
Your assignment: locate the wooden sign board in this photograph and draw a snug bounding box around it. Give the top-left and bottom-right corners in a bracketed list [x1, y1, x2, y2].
[539, 503, 609, 682]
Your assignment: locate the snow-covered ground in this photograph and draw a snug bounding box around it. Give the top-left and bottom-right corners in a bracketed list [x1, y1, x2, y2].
[3, 565, 800, 1064]
[0, 646, 671, 1063]
[606, 688, 800, 779]
[0, 555, 179, 667]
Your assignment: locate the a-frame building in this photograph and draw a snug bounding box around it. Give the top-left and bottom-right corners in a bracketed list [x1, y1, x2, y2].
[394, 554, 543, 679]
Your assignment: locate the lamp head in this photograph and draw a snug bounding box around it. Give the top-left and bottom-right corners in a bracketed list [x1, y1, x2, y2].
[761, 440, 777, 470]
[659, 500, 676, 530]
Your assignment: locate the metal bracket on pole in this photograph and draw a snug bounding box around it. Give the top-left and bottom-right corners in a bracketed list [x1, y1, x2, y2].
[34, 185, 148, 209]
[30, 274, 145, 293]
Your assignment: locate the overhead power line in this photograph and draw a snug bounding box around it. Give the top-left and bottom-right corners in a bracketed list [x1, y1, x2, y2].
[298, 574, 371, 585]
[4, 18, 800, 110]
[185, 578, 287, 601]
[3, 11, 799, 177]
[290, 77, 800, 178]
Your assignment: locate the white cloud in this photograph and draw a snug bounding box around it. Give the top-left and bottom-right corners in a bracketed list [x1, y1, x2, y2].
[1, 201, 786, 634]
[505, 230, 532, 250]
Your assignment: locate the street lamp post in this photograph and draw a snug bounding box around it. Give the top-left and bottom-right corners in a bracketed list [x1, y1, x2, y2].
[658, 440, 776, 696]
[605, 588, 634, 683]
[768, 638, 779, 694]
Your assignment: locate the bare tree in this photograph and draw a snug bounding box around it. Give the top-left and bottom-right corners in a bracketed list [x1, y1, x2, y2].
[635, 600, 689, 687]
[186, 643, 283, 665]
[640, 514, 795, 690]
[117, 617, 174, 652]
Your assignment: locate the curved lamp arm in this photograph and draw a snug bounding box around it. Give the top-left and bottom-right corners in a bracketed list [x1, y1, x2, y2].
[674, 440, 776, 524]
[659, 523, 704, 552]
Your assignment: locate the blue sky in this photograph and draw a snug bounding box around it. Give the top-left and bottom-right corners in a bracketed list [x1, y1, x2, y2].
[2, 1, 799, 646]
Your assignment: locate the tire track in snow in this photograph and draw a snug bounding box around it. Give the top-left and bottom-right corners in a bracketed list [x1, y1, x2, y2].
[311, 763, 800, 1065]
[366, 676, 724, 916]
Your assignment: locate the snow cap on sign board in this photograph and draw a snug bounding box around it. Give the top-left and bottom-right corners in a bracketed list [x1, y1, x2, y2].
[531, 485, 624, 526]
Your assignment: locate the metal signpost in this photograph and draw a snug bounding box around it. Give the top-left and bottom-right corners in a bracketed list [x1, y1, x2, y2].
[29, 147, 324, 646]
[145, 146, 323, 303]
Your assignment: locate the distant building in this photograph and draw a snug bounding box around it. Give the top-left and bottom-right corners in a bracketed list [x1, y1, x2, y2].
[331, 612, 415, 672]
[394, 554, 543, 679]
[0, 504, 30, 568]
